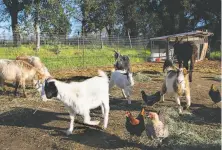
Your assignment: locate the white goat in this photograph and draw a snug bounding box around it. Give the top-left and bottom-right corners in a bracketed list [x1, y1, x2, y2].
[109, 70, 134, 104]
[161, 67, 191, 113]
[43, 70, 110, 135]
[0, 59, 46, 97]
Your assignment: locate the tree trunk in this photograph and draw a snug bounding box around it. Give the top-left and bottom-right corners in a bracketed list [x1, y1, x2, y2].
[34, 0, 40, 51]
[81, 19, 87, 36]
[106, 26, 112, 46]
[35, 23, 40, 51]
[10, 11, 20, 47]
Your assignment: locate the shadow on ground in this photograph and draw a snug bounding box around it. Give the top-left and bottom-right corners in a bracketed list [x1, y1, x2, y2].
[201, 76, 221, 82]
[110, 97, 144, 111]
[0, 107, 153, 150]
[61, 128, 153, 149]
[0, 107, 69, 131]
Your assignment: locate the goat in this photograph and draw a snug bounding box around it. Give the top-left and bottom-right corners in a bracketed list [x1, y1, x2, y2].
[43, 70, 110, 135]
[16, 55, 51, 83]
[113, 50, 131, 72]
[160, 60, 191, 112]
[173, 39, 198, 82]
[0, 60, 46, 97]
[109, 69, 134, 104]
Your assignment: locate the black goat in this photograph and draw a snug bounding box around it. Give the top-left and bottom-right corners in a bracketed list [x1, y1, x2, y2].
[113, 50, 131, 72]
[173, 40, 198, 82]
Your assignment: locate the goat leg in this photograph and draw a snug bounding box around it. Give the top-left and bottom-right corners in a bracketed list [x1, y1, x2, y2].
[14, 81, 20, 96]
[21, 80, 27, 98]
[0, 78, 5, 94]
[160, 81, 167, 102]
[101, 105, 105, 117]
[66, 113, 76, 135]
[102, 101, 109, 129]
[121, 89, 127, 98]
[83, 111, 100, 126]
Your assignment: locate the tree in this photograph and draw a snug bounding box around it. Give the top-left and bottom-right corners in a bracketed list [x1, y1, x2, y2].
[23, 0, 72, 49]
[2, 0, 31, 46]
[191, 0, 221, 49]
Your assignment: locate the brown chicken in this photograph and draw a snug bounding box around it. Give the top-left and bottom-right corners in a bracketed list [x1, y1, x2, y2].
[125, 108, 145, 139]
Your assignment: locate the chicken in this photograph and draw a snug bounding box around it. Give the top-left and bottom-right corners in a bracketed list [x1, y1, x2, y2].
[141, 90, 161, 106]
[209, 84, 221, 106]
[125, 108, 145, 139]
[145, 111, 168, 140]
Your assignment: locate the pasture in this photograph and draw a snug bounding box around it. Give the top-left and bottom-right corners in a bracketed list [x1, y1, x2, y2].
[0, 47, 221, 150]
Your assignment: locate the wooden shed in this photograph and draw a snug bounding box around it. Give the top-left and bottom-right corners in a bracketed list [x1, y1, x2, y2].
[149, 30, 214, 61]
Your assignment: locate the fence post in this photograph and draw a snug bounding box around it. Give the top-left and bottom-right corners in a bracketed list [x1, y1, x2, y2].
[82, 34, 85, 68]
[117, 33, 119, 51]
[78, 31, 80, 51]
[100, 31, 103, 49]
[128, 29, 132, 49]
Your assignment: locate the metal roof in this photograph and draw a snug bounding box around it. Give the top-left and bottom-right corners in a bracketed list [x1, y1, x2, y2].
[150, 30, 214, 41]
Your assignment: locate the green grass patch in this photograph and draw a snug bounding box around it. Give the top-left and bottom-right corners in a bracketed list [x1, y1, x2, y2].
[0, 45, 150, 70]
[209, 51, 221, 60]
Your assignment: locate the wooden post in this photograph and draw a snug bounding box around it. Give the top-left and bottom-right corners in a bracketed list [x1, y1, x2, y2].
[77, 31, 80, 51]
[117, 32, 119, 51]
[166, 38, 169, 60]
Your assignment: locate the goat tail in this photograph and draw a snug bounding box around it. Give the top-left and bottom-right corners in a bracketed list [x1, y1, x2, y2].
[98, 70, 108, 80]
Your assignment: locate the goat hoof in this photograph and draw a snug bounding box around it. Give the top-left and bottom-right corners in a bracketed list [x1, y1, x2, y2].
[94, 120, 100, 125]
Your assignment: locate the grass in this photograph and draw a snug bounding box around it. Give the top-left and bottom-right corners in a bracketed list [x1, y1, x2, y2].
[0, 44, 151, 70]
[209, 51, 221, 60]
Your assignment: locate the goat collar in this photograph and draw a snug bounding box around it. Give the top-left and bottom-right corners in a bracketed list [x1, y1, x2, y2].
[45, 76, 55, 83]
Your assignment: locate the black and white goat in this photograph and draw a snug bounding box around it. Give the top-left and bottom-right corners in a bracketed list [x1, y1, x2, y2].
[161, 60, 191, 113]
[43, 70, 110, 135]
[109, 69, 134, 104]
[113, 50, 131, 72]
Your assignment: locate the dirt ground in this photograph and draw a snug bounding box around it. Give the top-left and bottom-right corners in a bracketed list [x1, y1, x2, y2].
[0, 60, 221, 150]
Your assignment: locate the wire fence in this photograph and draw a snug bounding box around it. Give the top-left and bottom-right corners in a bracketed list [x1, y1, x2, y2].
[0, 33, 150, 49]
[0, 33, 151, 70]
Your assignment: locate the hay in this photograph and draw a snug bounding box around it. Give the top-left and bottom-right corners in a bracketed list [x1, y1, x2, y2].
[161, 107, 221, 149]
[213, 75, 222, 81]
[133, 107, 221, 149]
[134, 72, 152, 82]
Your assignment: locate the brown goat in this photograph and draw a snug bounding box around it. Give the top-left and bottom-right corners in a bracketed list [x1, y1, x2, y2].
[0, 60, 46, 97]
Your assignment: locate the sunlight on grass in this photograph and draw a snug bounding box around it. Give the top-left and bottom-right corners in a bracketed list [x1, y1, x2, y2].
[0, 45, 151, 70]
